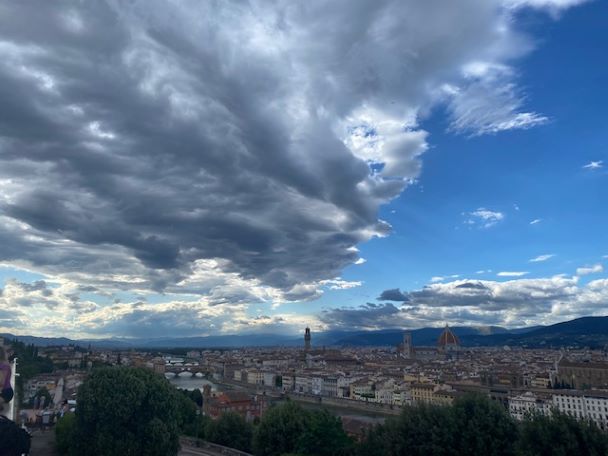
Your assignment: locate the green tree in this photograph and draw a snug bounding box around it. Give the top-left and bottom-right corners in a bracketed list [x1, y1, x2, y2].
[69, 367, 182, 456]
[295, 409, 353, 456]
[31, 387, 53, 408]
[376, 403, 457, 456]
[205, 412, 253, 452]
[450, 394, 518, 456]
[357, 395, 517, 456]
[516, 411, 608, 456]
[253, 402, 352, 456]
[174, 390, 199, 437]
[253, 402, 310, 456]
[55, 413, 76, 455]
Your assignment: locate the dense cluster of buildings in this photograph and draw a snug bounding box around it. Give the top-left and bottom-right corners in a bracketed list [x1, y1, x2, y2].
[189, 326, 608, 430]
[15, 325, 608, 432]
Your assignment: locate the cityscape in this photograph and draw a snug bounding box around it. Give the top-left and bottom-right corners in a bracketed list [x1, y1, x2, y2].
[0, 0, 607, 455]
[3, 316, 608, 453]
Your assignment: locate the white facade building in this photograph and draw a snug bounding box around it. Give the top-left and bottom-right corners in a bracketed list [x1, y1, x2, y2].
[552, 391, 608, 431]
[509, 392, 551, 421]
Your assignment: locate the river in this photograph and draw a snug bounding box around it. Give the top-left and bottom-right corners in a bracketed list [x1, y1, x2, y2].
[166, 374, 217, 391]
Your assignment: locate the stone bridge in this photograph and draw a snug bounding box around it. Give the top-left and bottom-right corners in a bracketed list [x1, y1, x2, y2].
[164, 365, 212, 377]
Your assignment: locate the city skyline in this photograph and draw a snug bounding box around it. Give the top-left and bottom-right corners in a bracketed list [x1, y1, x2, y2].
[0, 0, 606, 339]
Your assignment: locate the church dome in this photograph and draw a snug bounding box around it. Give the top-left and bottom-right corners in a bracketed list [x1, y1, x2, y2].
[437, 325, 460, 347]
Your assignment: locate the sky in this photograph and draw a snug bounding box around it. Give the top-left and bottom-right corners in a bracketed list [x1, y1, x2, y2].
[0, 0, 606, 339]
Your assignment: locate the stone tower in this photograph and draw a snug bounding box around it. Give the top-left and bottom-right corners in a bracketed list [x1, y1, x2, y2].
[403, 331, 413, 359]
[304, 327, 311, 351]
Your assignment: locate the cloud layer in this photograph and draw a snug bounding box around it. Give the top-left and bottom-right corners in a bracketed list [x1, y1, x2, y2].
[0, 0, 589, 336]
[326, 275, 608, 330]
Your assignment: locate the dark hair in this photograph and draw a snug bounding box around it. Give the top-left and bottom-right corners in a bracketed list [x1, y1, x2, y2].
[0, 416, 31, 456]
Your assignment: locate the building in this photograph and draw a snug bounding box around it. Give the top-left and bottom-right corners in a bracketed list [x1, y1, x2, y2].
[397, 324, 460, 361]
[552, 391, 608, 431]
[556, 358, 608, 389]
[509, 392, 551, 421]
[402, 332, 413, 359]
[245, 369, 264, 385]
[410, 383, 435, 404]
[295, 375, 311, 394]
[206, 391, 266, 421]
[322, 376, 338, 397]
[437, 324, 460, 359]
[304, 327, 311, 351]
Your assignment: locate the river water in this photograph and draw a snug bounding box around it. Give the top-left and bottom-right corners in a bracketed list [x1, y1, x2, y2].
[166, 374, 217, 391]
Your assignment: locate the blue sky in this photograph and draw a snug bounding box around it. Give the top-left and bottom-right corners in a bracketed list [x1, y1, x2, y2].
[0, 0, 606, 338]
[283, 1, 608, 326]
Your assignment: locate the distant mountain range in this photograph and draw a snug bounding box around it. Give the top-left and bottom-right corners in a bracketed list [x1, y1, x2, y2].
[2, 316, 607, 350]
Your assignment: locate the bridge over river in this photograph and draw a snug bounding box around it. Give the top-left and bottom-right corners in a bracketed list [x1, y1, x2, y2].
[164, 364, 212, 377]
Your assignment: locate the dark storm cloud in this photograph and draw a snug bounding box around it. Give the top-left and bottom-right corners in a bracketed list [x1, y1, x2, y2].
[320, 302, 403, 330]
[378, 288, 409, 301]
[0, 0, 574, 311]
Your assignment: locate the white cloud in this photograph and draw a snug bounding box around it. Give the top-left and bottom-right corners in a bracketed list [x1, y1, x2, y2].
[497, 271, 528, 277]
[465, 208, 505, 228]
[529, 254, 555, 263]
[530, 218, 542, 225]
[431, 274, 459, 283]
[319, 278, 363, 290]
[576, 264, 603, 276]
[0, 0, 589, 337]
[583, 160, 603, 170]
[503, 0, 590, 10]
[354, 258, 367, 265]
[333, 274, 606, 330]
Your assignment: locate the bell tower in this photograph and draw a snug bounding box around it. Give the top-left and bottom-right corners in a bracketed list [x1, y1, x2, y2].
[304, 327, 311, 351]
[403, 331, 413, 359]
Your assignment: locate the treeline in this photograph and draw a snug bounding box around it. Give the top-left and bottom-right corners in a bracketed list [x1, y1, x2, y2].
[8, 340, 54, 404]
[195, 395, 608, 456]
[55, 367, 608, 456]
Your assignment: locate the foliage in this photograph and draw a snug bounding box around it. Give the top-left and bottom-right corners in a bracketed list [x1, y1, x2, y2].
[295, 409, 353, 456]
[197, 414, 212, 439]
[69, 367, 182, 456]
[253, 402, 311, 456]
[516, 411, 608, 456]
[55, 413, 76, 455]
[357, 395, 517, 456]
[253, 402, 353, 456]
[205, 412, 253, 452]
[30, 387, 53, 409]
[7, 340, 54, 404]
[178, 388, 203, 408]
[174, 390, 199, 437]
[451, 394, 518, 456]
[0, 416, 31, 456]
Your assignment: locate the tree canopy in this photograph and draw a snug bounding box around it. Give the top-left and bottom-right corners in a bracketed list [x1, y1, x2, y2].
[205, 411, 253, 452]
[69, 367, 183, 456]
[253, 401, 353, 456]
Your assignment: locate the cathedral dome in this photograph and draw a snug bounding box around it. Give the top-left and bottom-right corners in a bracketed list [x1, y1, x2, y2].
[437, 325, 460, 348]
